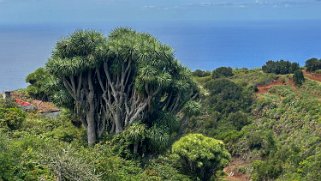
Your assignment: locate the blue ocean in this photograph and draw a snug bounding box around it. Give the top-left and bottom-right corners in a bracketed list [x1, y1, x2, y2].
[1, 20, 321, 91]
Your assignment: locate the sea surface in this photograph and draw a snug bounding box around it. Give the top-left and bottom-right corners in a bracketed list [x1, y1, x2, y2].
[1, 20, 321, 91]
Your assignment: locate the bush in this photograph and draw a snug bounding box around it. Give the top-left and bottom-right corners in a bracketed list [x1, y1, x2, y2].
[305, 58, 321, 72]
[212, 67, 234, 78]
[251, 160, 283, 181]
[172, 133, 231, 180]
[293, 70, 305, 86]
[227, 111, 251, 130]
[246, 130, 276, 157]
[192, 69, 211, 77]
[141, 156, 191, 181]
[112, 123, 170, 158]
[0, 108, 26, 130]
[262, 60, 299, 74]
[205, 79, 252, 114]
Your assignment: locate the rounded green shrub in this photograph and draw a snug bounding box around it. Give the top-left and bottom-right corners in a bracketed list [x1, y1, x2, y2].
[0, 108, 26, 130]
[172, 133, 231, 180]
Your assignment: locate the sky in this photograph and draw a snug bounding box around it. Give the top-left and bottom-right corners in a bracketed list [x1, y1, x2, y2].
[1, 0, 321, 24]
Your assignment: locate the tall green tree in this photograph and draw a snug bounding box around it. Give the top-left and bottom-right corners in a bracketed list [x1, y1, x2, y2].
[47, 29, 198, 145]
[47, 30, 105, 145]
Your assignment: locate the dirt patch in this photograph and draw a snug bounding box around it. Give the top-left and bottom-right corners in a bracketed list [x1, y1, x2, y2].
[303, 70, 321, 82]
[223, 158, 251, 181]
[256, 78, 295, 95]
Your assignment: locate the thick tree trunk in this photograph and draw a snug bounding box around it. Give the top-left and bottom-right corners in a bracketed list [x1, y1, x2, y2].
[87, 108, 96, 146]
[114, 113, 123, 133]
[87, 71, 96, 146]
[133, 143, 138, 154]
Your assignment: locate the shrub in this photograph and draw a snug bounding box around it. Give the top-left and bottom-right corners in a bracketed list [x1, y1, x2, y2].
[251, 160, 283, 181]
[305, 58, 321, 72]
[293, 70, 305, 86]
[246, 130, 276, 157]
[212, 67, 234, 78]
[172, 133, 231, 180]
[112, 123, 170, 158]
[141, 156, 191, 181]
[192, 69, 211, 77]
[205, 79, 252, 114]
[227, 111, 251, 130]
[0, 108, 26, 130]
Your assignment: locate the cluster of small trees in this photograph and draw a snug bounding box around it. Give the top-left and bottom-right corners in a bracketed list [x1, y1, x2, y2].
[262, 60, 299, 74]
[305, 58, 321, 72]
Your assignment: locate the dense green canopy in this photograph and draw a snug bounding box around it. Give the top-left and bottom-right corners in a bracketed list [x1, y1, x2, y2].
[46, 28, 198, 145]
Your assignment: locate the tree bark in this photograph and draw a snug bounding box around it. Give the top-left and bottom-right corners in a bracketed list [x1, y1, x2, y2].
[86, 71, 96, 146]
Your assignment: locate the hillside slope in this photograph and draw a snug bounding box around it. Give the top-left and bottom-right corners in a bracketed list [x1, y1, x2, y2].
[190, 69, 321, 181]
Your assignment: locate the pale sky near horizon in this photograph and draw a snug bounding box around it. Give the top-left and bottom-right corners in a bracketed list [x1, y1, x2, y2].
[0, 0, 321, 24]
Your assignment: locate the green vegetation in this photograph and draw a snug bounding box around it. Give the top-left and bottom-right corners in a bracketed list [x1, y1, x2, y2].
[192, 69, 211, 77]
[262, 60, 299, 74]
[293, 70, 305, 86]
[2, 28, 321, 181]
[305, 57, 321, 72]
[25, 67, 56, 101]
[172, 134, 231, 180]
[46, 29, 198, 146]
[212, 67, 233, 78]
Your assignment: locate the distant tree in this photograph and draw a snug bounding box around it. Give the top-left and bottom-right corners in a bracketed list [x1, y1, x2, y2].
[212, 67, 234, 78]
[293, 70, 305, 86]
[192, 69, 211, 77]
[262, 60, 299, 74]
[290, 62, 300, 73]
[305, 58, 321, 72]
[172, 133, 231, 180]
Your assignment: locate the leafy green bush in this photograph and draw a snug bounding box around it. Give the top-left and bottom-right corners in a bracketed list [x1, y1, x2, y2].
[246, 130, 276, 157]
[172, 133, 231, 180]
[212, 67, 233, 78]
[205, 78, 252, 114]
[192, 69, 211, 77]
[141, 156, 191, 181]
[293, 70, 305, 86]
[227, 111, 251, 131]
[251, 160, 283, 181]
[0, 108, 26, 130]
[112, 123, 170, 158]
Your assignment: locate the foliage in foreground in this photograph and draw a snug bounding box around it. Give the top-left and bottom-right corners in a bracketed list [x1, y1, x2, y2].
[172, 133, 231, 180]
